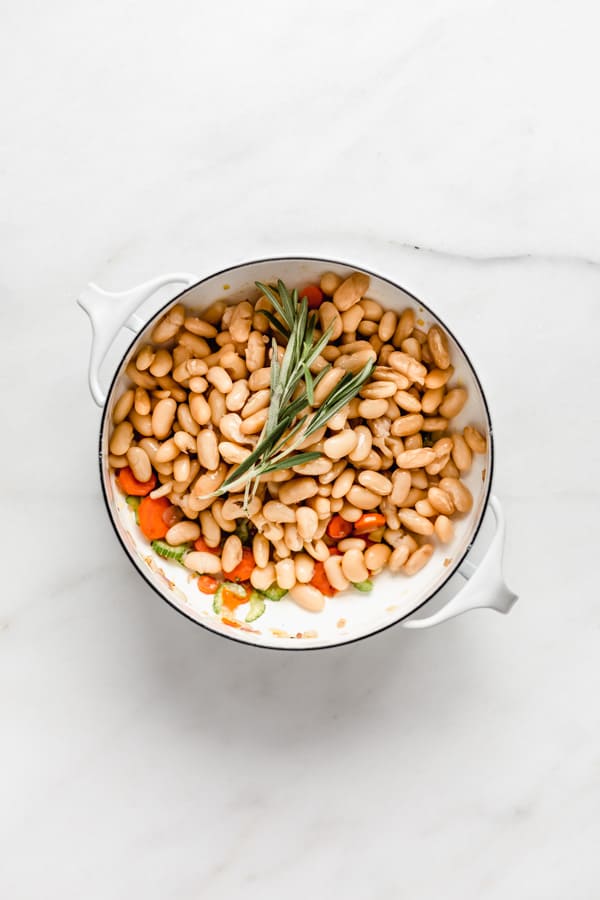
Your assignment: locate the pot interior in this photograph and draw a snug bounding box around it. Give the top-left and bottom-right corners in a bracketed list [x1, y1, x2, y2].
[100, 258, 492, 649]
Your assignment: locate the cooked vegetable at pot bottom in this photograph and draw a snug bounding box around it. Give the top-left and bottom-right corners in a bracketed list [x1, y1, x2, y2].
[109, 271, 487, 623]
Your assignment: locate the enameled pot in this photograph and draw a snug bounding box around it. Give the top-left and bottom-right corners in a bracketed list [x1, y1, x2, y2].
[78, 257, 517, 650]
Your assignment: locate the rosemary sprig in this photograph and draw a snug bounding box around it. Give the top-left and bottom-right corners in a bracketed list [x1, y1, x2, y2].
[202, 279, 375, 506]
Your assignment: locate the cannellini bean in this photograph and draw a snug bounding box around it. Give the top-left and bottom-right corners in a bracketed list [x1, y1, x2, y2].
[110, 421, 133, 456]
[452, 434, 472, 472]
[149, 398, 175, 439]
[176, 403, 200, 435]
[401, 337, 421, 361]
[202, 299, 227, 324]
[245, 331, 266, 372]
[381, 496, 400, 529]
[304, 539, 330, 561]
[388, 543, 410, 571]
[149, 349, 173, 377]
[358, 398, 389, 419]
[273, 539, 291, 559]
[364, 543, 391, 571]
[359, 381, 397, 401]
[391, 414, 424, 437]
[263, 522, 284, 542]
[390, 470, 411, 505]
[323, 555, 349, 591]
[126, 446, 151, 482]
[219, 441, 251, 464]
[292, 457, 332, 476]
[396, 448, 436, 469]
[341, 304, 364, 332]
[173, 431, 196, 454]
[439, 388, 467, 419]
[440, 459, 460, 479]
[241, 388, 270, 419]
[320, 271, 342, 295]
[173, 453, 191, 483]
[183, 316, 217, 338]
[428, 486, 455, 515]
[415, 499, 436, 517]
[398, 508, 435, 535]
[183, 551, 222, 574]
[225, 379, 250, 412]
[394, 390, 422, 413]
[263, 501, 296, 524]
[358, 319, 379, 336]
[313, 367, 345, 406]
[278, 478, 319, 505]
[248, 367, 271, 391]
[229, 300, 253, 343]
[155, 437, 179, 463]
[336, 348, 377, 373]
[393, 308, 415, 345]
[241, 408, 269, 434]
[108, 453, 128, 468]
[360, 298, 383, 321]
[338, 538, 366, 552]
[378, 310, 398, 342]
[296, 507, 319, 541]
[206, 366, 233, 393]
[275, 558, 296, 590]
[347, 485, 380, 510]
[151, 304, 184, 343]
[197, 509, 220, 547]
[349, 426, 372, 463]
[319, 302, 343, 341]
[166, 520, 200, 545]
[331, 468, 356, 499]
[113, 389, 135, 424]
[439, 477, 473, 513]
[149, 480, 173, 499]
[339, 503, 362, 522]
[435, 515, 454, 543]
[288, 584, 325, 612]
[404, 487, 427, 507]
[253, 533, 270, 568]
[222, 535, 243, 573]
[388, 351, 427, 385]
[357, 470, 392, 496]
[211, 499, 237, 533]
[427, 326, 450, 369]
[464, 425, 487, 454]
[421, 387, 444, 414]
[333, 272, 370, 312]
[192, 463, 228, 497]
[134, 387, 151, 415]
[404, 434, 423, 451]
[403, 543, 434, 575]
[251, 563, 276, 591]
[293, 553, 314, 584]
[323, 430, 358, 460]
[341, 548, 369, 583]
[208, 389, 227, 426]
[283, 524, 303, 552]
[424, 366, 454, 390]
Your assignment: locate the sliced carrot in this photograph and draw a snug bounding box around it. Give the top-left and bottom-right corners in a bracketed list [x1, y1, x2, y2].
[117, 466, 156, 496]
[221, 617, 242, 628]
[327, 515, 353, 540]
[223, 547, 255, 581]
[194, 537, 221, 555]
[198, 575, 219, 595]
[138, 495, 171, 540]
[310, 561, 337, 597]
[353, 513, 386, 535]
[299, 284, 323, 310]
[328, 545, 342, 555]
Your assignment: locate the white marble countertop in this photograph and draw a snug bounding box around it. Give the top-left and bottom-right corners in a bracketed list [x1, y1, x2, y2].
[2, 1, 600, 897]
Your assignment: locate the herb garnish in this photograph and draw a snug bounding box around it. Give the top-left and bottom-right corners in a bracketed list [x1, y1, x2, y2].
[203, 280, 375, 509]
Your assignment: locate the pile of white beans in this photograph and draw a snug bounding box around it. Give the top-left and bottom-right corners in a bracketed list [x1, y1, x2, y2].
[108, 271, 487, 612]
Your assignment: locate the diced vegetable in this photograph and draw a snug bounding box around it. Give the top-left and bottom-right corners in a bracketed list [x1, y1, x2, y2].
[353, 513, 386, 535]
[126, 495, 141, 524]
[327, 515, 353, 540]
[223, 547, 255, 581]
[151, 539, 190, 562]
[138, 495, 171, 540]
[198, 575, 219, 594]
[352, 579, 373, 592]
[262, 583, 288, 601]
[117, 466, 156, 496]
[194, 536, 221, 554]
[213, 581, 247, 614]
[245, 591, 266, 622]
[234, 520, 251, 545]
[309, 561, 337, 597]
[298, 284, 324, 309]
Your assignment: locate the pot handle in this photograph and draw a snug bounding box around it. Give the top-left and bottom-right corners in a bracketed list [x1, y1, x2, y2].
[77, 273, 197, 406]
[402, 496, 517, 629]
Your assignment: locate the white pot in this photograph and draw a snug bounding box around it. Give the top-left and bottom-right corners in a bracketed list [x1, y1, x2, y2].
[78, 257, 517, 649]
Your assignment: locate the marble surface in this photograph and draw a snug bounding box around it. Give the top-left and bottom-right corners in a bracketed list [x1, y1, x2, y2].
[2, 0, 600, 897]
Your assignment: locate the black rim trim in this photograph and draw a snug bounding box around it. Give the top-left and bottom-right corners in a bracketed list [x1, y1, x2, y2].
[98, 255, 495, 651]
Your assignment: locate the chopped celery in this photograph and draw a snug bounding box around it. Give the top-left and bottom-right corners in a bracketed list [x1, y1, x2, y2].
[262, 583, 288, 601]
[352, 579, 373, 593]
[126, 495, 141, 524]
[234, 520, 251, 545]
[245, 591, 266, 622]
[213, 586, 223, 614]
[213, 581, 247, 615]
[151, 540, 190, 562]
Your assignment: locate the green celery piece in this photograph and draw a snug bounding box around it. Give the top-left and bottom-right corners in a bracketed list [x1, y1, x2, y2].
[245, 592, 266, 623]
[262, 583, 288, 601]
[352, 580, 373, 593]
[151, 540, 190, 562]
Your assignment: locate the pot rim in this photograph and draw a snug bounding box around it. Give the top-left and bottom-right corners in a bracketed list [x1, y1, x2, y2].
[98, 255, 494, 651]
